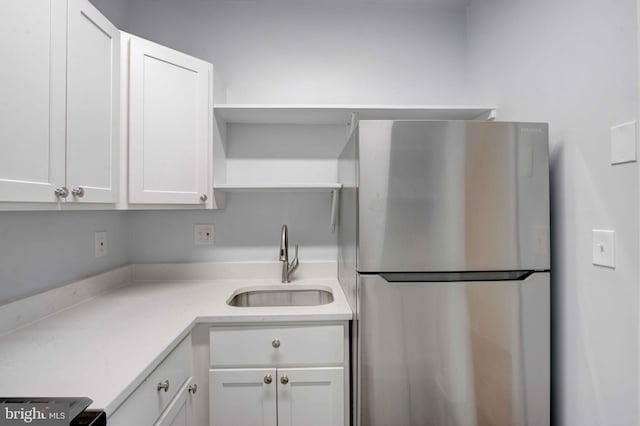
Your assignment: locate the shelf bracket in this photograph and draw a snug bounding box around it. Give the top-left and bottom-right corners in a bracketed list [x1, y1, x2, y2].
[329, 189, 339, 233]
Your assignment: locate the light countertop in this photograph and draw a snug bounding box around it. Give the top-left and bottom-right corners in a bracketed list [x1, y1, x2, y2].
[0, 271, 352, 415]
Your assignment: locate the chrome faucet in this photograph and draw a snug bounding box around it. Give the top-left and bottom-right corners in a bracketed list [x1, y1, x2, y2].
[279, 225, 299, 283]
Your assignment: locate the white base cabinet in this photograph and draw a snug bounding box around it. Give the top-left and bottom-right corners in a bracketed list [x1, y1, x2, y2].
[156, 378, 196, 426]
[109, 335, 198, 426]
[210, 368, 277, 426]
[209, 324, 348, 426]
[277, 367, 344, 426]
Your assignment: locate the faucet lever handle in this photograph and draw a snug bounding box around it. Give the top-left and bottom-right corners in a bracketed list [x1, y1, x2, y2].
[294, 244, 299, 259]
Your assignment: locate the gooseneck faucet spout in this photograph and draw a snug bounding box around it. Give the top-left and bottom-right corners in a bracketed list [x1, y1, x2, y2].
[280, 225, 299, 283]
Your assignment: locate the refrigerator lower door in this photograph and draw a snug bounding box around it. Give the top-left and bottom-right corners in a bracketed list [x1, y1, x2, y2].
[357, 272, 549, 426]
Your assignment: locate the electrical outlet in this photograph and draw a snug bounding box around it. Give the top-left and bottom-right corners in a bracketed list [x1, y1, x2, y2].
[194, 224, 214, 245]
[95, 231, 107, 257]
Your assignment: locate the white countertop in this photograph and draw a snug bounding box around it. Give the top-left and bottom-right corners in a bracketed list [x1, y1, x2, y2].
[0, 271, 352, 415]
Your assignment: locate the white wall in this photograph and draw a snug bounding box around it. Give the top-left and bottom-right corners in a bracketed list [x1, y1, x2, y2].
[118, 0, 470, 104]
[0, 211, 130, 304]
[466, 1, 638, 425]
[108, 0, 472, 266]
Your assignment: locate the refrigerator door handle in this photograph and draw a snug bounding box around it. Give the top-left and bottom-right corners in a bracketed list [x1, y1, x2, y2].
[376, 270, 537, 283]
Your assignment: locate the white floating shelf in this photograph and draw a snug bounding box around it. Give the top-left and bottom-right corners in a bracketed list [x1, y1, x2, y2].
[214, 104, 497, 125]
[213, 183, 343, 192]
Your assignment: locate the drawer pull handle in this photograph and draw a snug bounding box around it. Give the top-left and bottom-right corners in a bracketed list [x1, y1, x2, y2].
[280, 375, 289, 385]
[157, 380, 170, 392]
[188, 384, 198, 394]
[272, 339, 281, 348]
[264, 375, 273, 384]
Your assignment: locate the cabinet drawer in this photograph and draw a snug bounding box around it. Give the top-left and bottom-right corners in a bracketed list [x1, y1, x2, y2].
[109, 335, 192, 426]
[210, 325, 344, 367]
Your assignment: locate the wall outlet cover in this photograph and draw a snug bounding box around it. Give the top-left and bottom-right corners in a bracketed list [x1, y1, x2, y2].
[194, 224, 215, 245]
[95, 231, 107, 257]
[611, 121, 637, 165]
[592, 229, 615, 268]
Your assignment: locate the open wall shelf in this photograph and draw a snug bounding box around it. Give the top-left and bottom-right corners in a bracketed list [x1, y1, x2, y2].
[214, 104, 497, 125]
[213, 183, 342, 192]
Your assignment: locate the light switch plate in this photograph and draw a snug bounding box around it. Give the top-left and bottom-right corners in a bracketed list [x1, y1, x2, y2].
[95, 231, 107, 257]
[611, 121, 637, 165]
[592, 229, 615, 268]
[194, 224, 214, 245]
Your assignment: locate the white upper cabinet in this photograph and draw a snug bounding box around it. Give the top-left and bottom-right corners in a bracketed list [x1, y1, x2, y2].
[0, 0, 119, 205]
[128, 36, 212, 205]
[66, 0, 120, 203]
[0, 0, 66, 202]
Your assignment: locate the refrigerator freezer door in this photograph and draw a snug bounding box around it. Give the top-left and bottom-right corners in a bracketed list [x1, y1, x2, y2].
[357, 272, 549, 426]
[357, 120, 550, 272]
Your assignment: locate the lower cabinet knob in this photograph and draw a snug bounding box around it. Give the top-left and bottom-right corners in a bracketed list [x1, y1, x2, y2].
[71, 187, 85, 198]
[54, 187, 69, 198]
[157, 380, 170, 392]
[188, 384, 198, 394]
[200, 194, 208, 202]
[264, 375, 272, 384]
[280, 375, 289, 385]
[272, 339, 280, 348]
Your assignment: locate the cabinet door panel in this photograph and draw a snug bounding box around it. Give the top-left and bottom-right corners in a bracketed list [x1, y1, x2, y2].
[129, 36, 211, 204]
[66, 0, 120, 203]
[209, 368, 277, 426]
[155, 378, 194, 426]
[277, 367, 344, 426]
[0, 0, 66, 202]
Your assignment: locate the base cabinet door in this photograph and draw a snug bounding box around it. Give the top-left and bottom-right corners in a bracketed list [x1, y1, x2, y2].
[128, 35, 212, 205]
[210, 368, 277, 426]
[277, 367, 344, 426]
[155, 378, 195, 426]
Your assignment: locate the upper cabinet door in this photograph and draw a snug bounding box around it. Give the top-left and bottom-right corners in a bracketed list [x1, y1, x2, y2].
[0, 0, 66, 202]
[66, 0, 120, 203]
[128, 36, 212, 205]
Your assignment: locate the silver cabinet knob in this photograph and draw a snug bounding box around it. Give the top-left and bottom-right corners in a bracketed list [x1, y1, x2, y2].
[200, 194, 208, 202]
[71, 187, 85, 198]
[272, 339, 280, 348]
[54, 187, 69, 198]
[188, 384, 198, 394]
[157, 380, 170, 392]
[264, 375, 272, 384]
[280, 375, 289, 385]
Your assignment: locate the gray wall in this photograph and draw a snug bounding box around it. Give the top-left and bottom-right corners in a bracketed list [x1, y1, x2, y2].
[466, 1, 638, 424]
[114, 0, 471, 104]
[0, 211, 130, 304]
[98, 0, 472, 265]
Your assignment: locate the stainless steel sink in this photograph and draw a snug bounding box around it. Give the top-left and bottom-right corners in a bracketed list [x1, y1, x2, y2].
[227, 287, 334, 307]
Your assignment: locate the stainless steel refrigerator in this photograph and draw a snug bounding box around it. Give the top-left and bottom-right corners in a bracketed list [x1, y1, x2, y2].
[338, 120, 550, 426]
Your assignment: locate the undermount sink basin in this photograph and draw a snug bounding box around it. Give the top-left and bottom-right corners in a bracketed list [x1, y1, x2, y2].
[227, 286, 334, 307]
